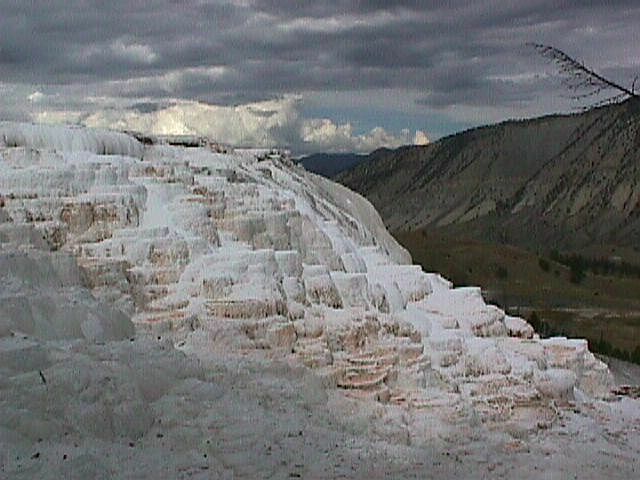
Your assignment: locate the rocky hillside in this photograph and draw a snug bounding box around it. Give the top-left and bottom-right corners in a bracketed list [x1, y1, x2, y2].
[337, 99, 640, 252]
[1, 123, 639, 478]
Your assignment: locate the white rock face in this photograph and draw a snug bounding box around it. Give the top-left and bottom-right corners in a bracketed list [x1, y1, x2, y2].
[0, 122, 143, 157]
[1, 123, 638, 479]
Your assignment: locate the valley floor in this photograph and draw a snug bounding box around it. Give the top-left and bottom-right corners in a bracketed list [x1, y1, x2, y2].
[395, 229, 640, 361]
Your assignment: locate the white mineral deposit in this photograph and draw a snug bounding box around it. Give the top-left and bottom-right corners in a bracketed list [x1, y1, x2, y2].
[1, 123, 638, 479]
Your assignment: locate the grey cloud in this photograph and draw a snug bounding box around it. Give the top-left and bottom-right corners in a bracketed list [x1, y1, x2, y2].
[1, 0, 639, 139]
[130, 101, 168, 113]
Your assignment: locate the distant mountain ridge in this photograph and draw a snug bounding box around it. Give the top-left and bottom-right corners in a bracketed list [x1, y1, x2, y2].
[297, 152, 370, 177]
[337, 99, 640, 253]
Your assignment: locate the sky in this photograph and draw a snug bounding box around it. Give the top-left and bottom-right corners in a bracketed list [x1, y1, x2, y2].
[1, 0, 639, 154]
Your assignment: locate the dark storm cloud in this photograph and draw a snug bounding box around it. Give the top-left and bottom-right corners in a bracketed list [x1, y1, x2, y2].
[1, 0, 639, 113]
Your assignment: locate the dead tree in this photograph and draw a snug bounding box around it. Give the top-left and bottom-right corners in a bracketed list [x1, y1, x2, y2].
[530, 43, 639, 108]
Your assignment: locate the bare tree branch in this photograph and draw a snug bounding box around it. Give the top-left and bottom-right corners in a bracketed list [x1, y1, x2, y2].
[530, 43, 638, 107]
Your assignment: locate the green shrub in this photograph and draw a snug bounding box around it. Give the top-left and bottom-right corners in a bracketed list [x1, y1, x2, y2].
[538, 257, 550, 272]
[569, 263, 585, 284]
[495, 266, 508, 279]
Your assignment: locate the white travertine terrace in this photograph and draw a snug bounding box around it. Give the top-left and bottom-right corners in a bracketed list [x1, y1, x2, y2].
[1, 123, 637, 479]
